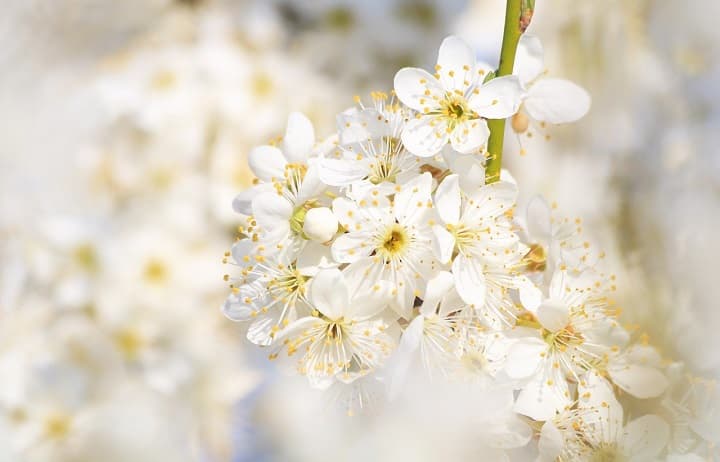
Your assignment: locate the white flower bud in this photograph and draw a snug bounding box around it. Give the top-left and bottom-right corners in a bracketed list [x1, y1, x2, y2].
[303, 207, 338, 243]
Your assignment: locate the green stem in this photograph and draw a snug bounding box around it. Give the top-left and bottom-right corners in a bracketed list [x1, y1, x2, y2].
[484, 0, 533, 184]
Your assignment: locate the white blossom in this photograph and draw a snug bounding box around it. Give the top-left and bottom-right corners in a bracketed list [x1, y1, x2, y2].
[394, 36, 524, 157]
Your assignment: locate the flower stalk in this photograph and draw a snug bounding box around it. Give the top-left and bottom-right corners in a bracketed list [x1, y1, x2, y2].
[485, 0, 534, 183]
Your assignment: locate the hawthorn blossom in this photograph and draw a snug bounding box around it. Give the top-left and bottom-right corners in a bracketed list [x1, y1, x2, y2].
[330, 172, 440, 318]
[539, 372, 670, 461]
[222, 237, 334, 345]
[662, 366, 720, 456]
[394, 36, 524, 157]
[276, 267, 395, 389]
[431, 173, 519, 305]
[510, 35, 591, 135]
[506, 269, 626, 420]
[523, 196, 591, 275]
[390, 271, 466, 394]
[606, 343, 669, 399]
[318, 92, 418, 188]
[232, 112, 328, 254]
[431, 173, 537, 328]
[214, 30, 717, 461]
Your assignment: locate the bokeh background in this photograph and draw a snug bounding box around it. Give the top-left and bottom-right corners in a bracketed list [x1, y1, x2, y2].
[0, 0, 718, 460]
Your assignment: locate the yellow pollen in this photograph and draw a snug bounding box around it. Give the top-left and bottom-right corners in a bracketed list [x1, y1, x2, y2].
[380, 224, 409, 257]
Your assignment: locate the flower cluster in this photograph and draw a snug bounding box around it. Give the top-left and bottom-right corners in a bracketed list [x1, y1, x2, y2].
[225, 35, 717, 459]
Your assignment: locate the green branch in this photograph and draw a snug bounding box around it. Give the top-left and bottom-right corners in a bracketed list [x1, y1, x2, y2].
[484, 0, 534, 184]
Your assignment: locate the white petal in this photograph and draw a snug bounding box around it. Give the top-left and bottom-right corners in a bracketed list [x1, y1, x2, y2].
[449, 119, 490, 154]
[389, 315, 424, 398]
[308, 268, 349, 320]
[331, 232, 370, 263]
[517, 276, 542, 312]
[463, 181, 518, 223]
[393, 67, 444, 112]
[246, 316, 276, 346]
[432, 224, 455, 265]
[625, 344, 664, 367]
[420, 271, 455, 316]
[332, 197, 360, 230]
[222, 293, 254, 321]
[252, 192, 292, 235]
[401, 315, 425, 353]
[296, 241, 335, 276]
[548, 269, 567, 299]
[337, 107, 386, 144]
[608, 364, 668, 399]
[296, 163, 326, 203]
[283, 112, 315, 163]
[437, 35, 476, 92]
[452, 254, 486, 307]
[494, 417, 534, 449]
[526, 195, 552, 244]
[538, 422, 563, 462]
[578, 372, 623, 436]
[401, 115, 449, 157]
[308, 374, 336, 390]
[248, 145, 287, 181]
[469, 75, 524, 119]
[514, 34, 544, 86]
[536, 299, 570, 332]
[525, 78, 591, 124]
[504, 337, 546, 379]
[277, 316, 324, 343]
[393, 172, 432, 225]
[514, 371, 570, 421]
[348, 281, 391, 320]
[438, 287, 464, 317]
[589, 318, 631, 350]
[443, 150, 486, 193]
[232, 189, 255, 215]
[230, 238, 255, 267]
[622, 415, 669, 460]
[318, 156, 367, 186]
[435, 174, 461, 224]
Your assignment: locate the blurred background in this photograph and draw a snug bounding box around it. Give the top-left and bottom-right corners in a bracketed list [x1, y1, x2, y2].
[0, 0, 718, 460]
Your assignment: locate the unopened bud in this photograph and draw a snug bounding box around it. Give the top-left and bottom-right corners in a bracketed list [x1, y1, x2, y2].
[303, 207, 338, 243]
[511, 112, 529, 134]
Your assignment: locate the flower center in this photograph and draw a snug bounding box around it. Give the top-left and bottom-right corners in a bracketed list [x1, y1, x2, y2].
[590, 443, 626, 462]
[543, 324, 584, 351]
[446, 222, 486, 255]
[143, 259, 168, 283]
[368, 136, 403, 184]
[274, 163, 308, 199]
[73, 243, 98, 272]
[150, 69, 176, 90]
[114, 328, 145, 360]
[326, 320, 345, 340]
[268, 267, 307, 298]
[522, 242, 547, 272]
[439, 95, 474, 129]
[251, 72, 274, 98]
[44, 413, 72, 440]
[380, 224, 409, 257]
